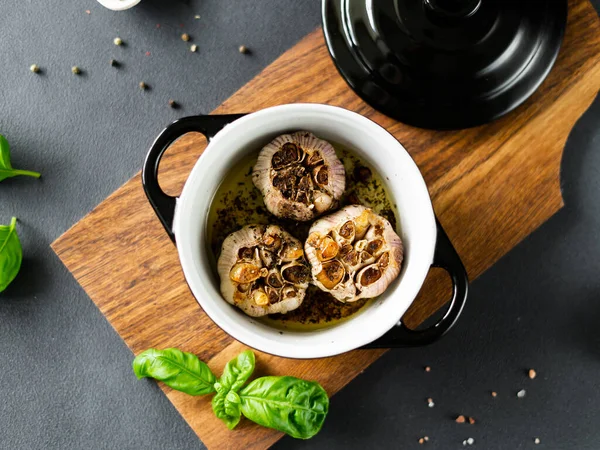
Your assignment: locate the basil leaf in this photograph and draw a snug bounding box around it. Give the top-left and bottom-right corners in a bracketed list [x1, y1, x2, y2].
[240, 376, 329, 439]
[216, 350, 255, 393]
[132, 348, 217, 396]
[0, 217, 23, 293]
[0, 135, 41, 182]
[212, 390, 242, 430]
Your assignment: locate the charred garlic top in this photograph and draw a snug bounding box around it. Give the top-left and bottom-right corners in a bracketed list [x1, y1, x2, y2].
[305, 205, 403, 302]
[252, 131, 346, 221]
[217, 224, 311, 317]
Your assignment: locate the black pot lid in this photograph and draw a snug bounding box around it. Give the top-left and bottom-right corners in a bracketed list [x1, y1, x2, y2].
[322, 0, 568, 130]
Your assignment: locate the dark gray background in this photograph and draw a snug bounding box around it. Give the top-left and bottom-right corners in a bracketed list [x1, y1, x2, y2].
[1, 1, 599, 449]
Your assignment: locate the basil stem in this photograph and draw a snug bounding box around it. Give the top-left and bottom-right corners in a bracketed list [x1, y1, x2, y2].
[0, 135, 40, 182]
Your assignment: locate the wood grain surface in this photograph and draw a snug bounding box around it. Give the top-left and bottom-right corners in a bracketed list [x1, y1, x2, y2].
[52, 1, 600, 448]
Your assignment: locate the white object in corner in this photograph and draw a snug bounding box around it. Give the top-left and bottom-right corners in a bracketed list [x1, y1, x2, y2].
[96, 0, 140, 11]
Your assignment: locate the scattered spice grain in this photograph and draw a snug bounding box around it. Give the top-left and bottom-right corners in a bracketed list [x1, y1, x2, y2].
[181, 33, 190, 42]
[114, 37, 123, 46]
[30, 64, 40, 73]
[491, 391, 498, 397]
[517, 389, 526, 398]
[425, 366, 431, 373]
[529, 369, 537, 379]
[456, 415, 466, 424]
[239, 45, 249, 54]
[468, 417, 476, 425]
[427, 398, 434, 408]
[190, 44, 198, 52]
[139, 82, 148, 90]
[168, 99, 179, 109]
[534, 438, 540, 444]
[71, 66, 81, 75]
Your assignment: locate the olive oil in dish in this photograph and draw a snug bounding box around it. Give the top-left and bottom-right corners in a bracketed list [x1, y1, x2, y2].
[207, 144, 399, 330]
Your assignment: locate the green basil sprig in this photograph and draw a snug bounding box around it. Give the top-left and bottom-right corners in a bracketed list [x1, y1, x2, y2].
[0, 135, 41, 182]
[0, 217, 23, 293]
[132, 348, 329, 439]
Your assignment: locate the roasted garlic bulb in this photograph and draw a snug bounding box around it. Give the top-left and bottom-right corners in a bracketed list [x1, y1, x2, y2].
[217, 224, 311, 317]
[305, 205, 403, 302]
[252, 132, 346, 221]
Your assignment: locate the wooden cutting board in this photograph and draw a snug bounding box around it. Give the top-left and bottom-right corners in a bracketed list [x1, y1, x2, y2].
[52, 1, 600, 448]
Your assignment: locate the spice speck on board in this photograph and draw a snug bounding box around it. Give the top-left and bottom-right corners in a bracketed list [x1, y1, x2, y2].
[529, 369, 537, 379]
[425, 366, 431, 372]
[534, 438, 540, 444]
[30, 64, 40, 73]
[71, 66, 81, 75]
[468, 417, 476, 425]
[139, 82, 148, 90]
[418, 438, 424, 444]
[110, 59, 119, 67]
[424, 437, 429, 442]
[427, 398, 434, 408]
[517, 389, 526, 398]
[181, 33, 190, 42]
[114, 37, 123, 46]
[168, 99, 179, 109]
[190, 44, 198, 52]
[194, 14, 201, 19]
[456, 415, 466, 423]
[85, 9, 91, 14]
[491, 391, 498, 397]
[239, 45, 249, 54]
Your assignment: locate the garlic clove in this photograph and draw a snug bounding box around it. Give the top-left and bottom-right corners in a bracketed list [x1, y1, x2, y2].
[313, 191, 333, 214]
[316, 260, 345, 290]
[281, 262, 311, 287]
[229, 262, 262, 284]
[357, 264, 382, 286]
[252, 289, 270, 306]
[265, 269, 284, 288]
[317, 235, 339, 261]
[280, 239, 304, 262]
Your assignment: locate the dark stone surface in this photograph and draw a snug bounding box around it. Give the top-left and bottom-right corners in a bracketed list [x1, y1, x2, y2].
[0, 1, 598, 449]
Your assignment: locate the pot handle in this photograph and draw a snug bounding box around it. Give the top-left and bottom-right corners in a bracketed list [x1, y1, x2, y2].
[363, 218, 469, 348]
[142, 114, 245, 242]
